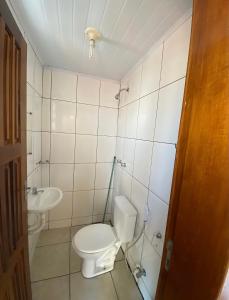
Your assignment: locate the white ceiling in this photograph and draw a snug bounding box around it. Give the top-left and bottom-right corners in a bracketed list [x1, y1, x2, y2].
[10, 0, 192, 80]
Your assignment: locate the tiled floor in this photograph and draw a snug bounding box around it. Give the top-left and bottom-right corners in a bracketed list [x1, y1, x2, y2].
[31, 226, 143, 300]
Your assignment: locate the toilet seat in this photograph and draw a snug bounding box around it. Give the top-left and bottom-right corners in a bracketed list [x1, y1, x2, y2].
[73, 223, 117, 254]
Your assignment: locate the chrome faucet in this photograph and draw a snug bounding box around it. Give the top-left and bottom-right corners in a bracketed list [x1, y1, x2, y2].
[31, 187, 44, 195]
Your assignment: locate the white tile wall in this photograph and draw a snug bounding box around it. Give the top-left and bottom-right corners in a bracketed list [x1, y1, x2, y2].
[74, 164, 95, 190]
[51, 100, 76, 133]
[115, 17, 191, 299]
[51, 69, 77, 101]
[50, 133, 75, 163]
[154, 78, 185, 143]
[149, 142, 176, 204]
[76, 104, 98, 135]
[98, 107, 118, 136]
[137, 92, 158, 141]
[75, 135, 97, 163]
[26, 43, 43, 192]
[140, 44, 163, 97]
[41, 68, 119, 227]
[133, 140, 153, 187]
[100, 80, 120, 108]
[77, 75, 100, 105]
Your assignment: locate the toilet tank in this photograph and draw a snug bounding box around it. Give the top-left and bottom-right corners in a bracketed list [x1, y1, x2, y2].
[113, 195, 137, 243]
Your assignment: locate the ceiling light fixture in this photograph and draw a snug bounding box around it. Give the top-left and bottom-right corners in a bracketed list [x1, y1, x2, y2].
[85, 27, 101, 59]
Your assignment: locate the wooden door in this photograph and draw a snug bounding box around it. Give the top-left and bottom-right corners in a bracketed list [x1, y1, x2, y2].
[0, 1, 31, 299]
[156, 0, 229, 299]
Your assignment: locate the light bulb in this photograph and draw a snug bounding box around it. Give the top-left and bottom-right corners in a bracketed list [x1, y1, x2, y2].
[89, 39, 95, 59]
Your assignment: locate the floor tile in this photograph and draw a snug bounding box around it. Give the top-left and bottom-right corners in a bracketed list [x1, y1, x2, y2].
[111, 261, 143, 300]
[116, 247, 125, 261]
[70, 272, 118, 300]
[37, 227, 70, 246]
[32, 275, 69, 300]
[70, 244, 81, 273]
[31, 243, 70, 281]
[71, 225, 85, 239]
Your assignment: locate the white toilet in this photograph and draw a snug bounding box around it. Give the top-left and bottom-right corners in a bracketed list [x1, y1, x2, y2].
[72, 195, 137, 278]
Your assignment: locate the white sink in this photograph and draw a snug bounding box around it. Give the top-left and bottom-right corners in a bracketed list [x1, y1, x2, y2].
[28, 187, 63, 213]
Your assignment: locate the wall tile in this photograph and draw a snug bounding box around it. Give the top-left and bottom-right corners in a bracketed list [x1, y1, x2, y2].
[141, 236, 161, 299]
[34, 58, 43, 95]
[97, 136, 116, 163]
[50, 133, 75, 163]
[72, 216, 92, 226]
[41, 132, 50, 161]
[27, 44, 35, 86]
[117, 106, 127, 137]
[43, 68, 51, 98]
[115, 137, 124, 162]
[131, 178, 148, 235]
[146, 191, 168, 256]
[95, 163, 112, 189]
[149, 143, 176, 203]
[160, 18, 192, 87]
[32, 131, 41, 167]
[41, 99, 50, 131]
[125, 101, 139, 138]
[49, 192, 73, 221]
[50, 164, 74, 191]
[74, 164, 95, 190]
[51, 100, 76, 133]
[75, 104, 98, 135]
[52, 69, 77, 101]
[154, 78, 185, 143]
[133, 140, 153, 187]
[140, 44, 163, 97]
[123, 138, 135, 175]
[137, 92, 158, 141]
[98, 107, 118, 136]
[100, 80, 119, 108]
[75, 135, 97, 163]
[127, 65, 142, 103]
[41, 164, 49, 187]
[32, 93, 42, 131]
[77, 75, 100, 105]
[72, 191, 94, 217]
[93, 189, 112, 215]
[119, 170, 132, 200]
[49, 219, 72, 229]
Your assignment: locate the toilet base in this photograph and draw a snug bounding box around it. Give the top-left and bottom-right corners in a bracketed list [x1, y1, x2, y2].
[81, 242, 121, 278]
[82, 258, 115, 278]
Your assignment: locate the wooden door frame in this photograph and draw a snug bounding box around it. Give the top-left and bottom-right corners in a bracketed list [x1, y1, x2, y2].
[155, 0, 229, 299]
[0, 0, 31, 299]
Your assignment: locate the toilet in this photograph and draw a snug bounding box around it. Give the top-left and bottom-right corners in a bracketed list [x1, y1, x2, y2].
[72, 195, 137, 278]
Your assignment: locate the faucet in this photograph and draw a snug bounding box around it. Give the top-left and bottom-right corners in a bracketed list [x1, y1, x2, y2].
[135, 266, 146, 278]
[31, 187, 44, 195]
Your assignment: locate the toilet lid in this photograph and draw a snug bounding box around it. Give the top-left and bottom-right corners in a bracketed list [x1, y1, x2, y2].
[73, 224, 117, 254]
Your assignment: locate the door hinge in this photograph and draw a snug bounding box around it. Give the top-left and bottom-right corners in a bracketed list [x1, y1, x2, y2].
[165, 239, 173, 272]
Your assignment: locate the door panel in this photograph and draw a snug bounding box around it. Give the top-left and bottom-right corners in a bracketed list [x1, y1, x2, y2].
[0, 0, 31, 299]
[156, 0, 229, 299]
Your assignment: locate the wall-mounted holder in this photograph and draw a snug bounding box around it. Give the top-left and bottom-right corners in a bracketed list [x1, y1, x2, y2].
[36, 160, 50, 165]
[116, 159, 126, 167]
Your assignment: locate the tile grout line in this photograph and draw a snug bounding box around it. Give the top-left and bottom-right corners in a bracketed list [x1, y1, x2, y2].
[110, 271, 120, 300]
[71, 75, 78, 227]
[92, 79, 101, 222]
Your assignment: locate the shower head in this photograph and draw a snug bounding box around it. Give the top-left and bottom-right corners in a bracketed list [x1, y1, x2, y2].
[115, 87, 129, 100]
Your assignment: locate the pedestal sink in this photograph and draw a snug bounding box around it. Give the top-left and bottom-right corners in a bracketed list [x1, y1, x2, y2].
[27, 187, 63, 234]
[28, 187, 63, 213]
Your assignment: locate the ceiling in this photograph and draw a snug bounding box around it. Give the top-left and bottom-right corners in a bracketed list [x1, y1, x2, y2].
[10, 0, 192, 80]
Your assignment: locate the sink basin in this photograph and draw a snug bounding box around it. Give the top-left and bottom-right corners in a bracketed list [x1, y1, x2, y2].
[28, 187, 63, 213]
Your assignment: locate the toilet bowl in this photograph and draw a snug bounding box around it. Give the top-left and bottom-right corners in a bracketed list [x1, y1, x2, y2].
[72, 195, 137, 278]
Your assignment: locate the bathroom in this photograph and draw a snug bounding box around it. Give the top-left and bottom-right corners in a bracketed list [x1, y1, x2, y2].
[0, 0, 229, 300]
